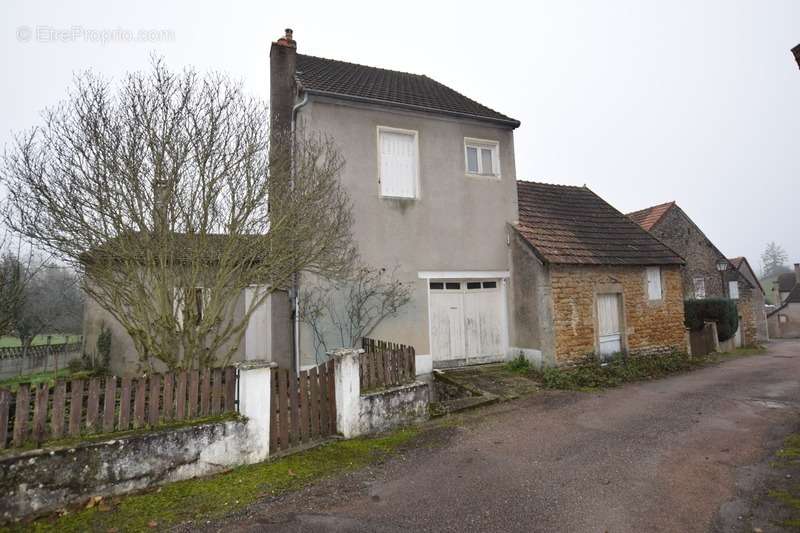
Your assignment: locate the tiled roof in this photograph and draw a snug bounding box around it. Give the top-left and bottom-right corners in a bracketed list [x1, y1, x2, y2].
[727, 256, 762, 293]
[778, 272, 798, 292]
[786, 284, 800, 304]
[515, 181, 684, 266]
[729, 257, 744, 269]
[626, 201, 675, 231]
[295, 54, 520, 128]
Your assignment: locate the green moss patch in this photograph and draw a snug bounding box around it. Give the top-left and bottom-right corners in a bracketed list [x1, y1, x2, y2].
[7, 428, 419, 533]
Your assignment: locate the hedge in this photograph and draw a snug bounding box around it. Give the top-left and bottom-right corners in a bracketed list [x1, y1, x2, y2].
[684, 298, 739, 342]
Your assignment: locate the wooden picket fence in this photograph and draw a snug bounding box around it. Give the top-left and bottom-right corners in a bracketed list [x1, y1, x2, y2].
[270, 360, 336, 453]
[0, 367, 237, 449]
[359, 338, 416, 391]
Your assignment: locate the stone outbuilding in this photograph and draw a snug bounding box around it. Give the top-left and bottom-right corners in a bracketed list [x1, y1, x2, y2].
[628, 201, 768, 346]
[509, 181, 687, 367]
[728, 257, 769, 344]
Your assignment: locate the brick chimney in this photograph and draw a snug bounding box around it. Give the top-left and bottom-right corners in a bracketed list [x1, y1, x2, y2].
[793, 44, 800, 71]
[270, 28, 297, 142]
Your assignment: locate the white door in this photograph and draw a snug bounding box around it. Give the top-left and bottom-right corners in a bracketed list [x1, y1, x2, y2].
[429, 280, 504, 363]
[244, 286, 270, 360]
[734, 316, 742, 347]
[597, 293, 623, 359]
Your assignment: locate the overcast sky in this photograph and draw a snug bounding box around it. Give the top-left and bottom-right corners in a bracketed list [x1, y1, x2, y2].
[2, 1, 799, 275]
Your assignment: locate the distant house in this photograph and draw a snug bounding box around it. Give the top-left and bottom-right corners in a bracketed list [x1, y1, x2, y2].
[627, 202, 768, 345]
[768, 264, 800, 338]
[509, 182, 686, 366]
[774, 271, 798, 304]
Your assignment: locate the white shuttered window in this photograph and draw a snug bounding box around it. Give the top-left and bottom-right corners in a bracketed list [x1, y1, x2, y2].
[646, 266, 662, 300]
[728, 281, 739, 299]
[378, 128, 417, 198]
[693, 277, 706, 299]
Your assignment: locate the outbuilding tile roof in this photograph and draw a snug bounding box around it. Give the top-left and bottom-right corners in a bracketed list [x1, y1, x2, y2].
[778, 272, 798, 292]
[515, 181, 684, 266]
[295, 54, 520, 128]
[626, 201, 675, 231]
[727, 256, 762, 293]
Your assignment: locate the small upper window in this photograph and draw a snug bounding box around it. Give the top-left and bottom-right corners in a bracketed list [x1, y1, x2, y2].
[174, 287, 208, 328]
[379, 127, 418, 198]
[728, 281, 739, 300]
[464, 138, 500, 177]
[646, 266, 662, 300]
[693, 277, 706, 299]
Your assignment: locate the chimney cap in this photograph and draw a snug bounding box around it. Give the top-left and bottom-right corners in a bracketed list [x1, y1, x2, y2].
[274, 28, 296, 48]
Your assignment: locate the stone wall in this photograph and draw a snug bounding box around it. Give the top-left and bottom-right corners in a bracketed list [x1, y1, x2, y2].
[357, 381, 429, 436]
[549, 265, 686, 364]
[647, 206, 726, 299]
[0, 418, 264, 523]
[735, 283, 760, 346]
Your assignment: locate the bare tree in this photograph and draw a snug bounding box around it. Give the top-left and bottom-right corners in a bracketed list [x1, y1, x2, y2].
[0, 235, 45, 337]
[300, 266, 412, 361]
[2, 58, 354, 371]
[761, 241, 789, 278]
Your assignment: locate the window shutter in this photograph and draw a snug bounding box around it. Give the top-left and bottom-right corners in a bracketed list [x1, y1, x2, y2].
[694, 278, 706, 299]
[728, 281, 739, 299]
[380, 131, 416, 198]
[646, 267, 662, 300]
[173, 288, 184, 329]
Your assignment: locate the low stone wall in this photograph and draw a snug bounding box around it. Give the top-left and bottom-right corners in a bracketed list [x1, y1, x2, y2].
[358, 381, 429, 435]
[0, 418, 264, 523]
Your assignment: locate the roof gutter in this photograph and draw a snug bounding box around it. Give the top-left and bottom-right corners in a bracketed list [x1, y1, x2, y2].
[304, 89, 521, 129]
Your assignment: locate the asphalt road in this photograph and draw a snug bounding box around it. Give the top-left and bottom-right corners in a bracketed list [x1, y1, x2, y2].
[210, 340, 800, 532]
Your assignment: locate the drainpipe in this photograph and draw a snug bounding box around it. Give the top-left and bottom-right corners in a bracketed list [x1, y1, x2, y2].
[290, 91, 309, 376]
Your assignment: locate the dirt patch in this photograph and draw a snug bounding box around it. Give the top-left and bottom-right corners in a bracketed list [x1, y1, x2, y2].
[714, 422, 800, 532]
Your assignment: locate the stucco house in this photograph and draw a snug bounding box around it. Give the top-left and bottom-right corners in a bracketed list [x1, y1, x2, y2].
[768, 264, 800, 338]
[509, 182, 687, 366]
[269, 30, 521, 371]
[627, 201, 768, 345]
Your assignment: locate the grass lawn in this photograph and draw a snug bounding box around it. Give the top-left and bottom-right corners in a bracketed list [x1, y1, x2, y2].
[8, 428, 420, 533]
[0, 335, 81, 348]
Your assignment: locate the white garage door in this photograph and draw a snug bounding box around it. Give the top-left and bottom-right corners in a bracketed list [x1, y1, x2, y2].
[429, 280, 504, 364]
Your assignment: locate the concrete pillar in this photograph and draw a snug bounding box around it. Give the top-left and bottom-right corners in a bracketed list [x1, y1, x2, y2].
[236, 359, 276, 463]
[329, 348, 363, 439]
